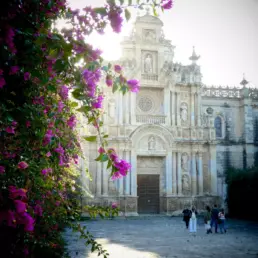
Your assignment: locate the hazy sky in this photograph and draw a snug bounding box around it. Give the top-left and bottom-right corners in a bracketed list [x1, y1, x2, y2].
[68, 0, 258, 87]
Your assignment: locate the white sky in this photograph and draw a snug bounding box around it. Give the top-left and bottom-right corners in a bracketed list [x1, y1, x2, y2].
[68, 0, 258, 87]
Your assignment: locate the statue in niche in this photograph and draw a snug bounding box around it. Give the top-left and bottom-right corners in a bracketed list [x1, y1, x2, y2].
[144, 54, 153, 74]
[144, 30, 155, 41]
[180, 103, 188, 122]
[182, 174, 190, 194]
[181, 153, 188, 172]
[148, 136, 156, 150]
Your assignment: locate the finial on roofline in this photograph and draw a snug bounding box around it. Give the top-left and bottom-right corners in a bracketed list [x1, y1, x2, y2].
[240, 73, 249, 87]
[189, 46, 200, 64]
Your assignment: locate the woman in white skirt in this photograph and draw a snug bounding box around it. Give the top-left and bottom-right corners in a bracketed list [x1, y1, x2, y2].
[189, 207, 198, 233]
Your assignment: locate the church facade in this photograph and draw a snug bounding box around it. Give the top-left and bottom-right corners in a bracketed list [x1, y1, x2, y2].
[81, 14, 258, 215]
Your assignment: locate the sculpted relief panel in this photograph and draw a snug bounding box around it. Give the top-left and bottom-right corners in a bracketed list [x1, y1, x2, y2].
[137, 135, 165, 152]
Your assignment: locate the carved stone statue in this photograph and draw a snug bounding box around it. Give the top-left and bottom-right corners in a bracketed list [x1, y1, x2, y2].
[181, 153, 188, 172]
[144, 54, 153, 74]
[180, 103, 188, 122]
[182, 174, 190, 194]
[144, 30, 155, 41]
[148, 136, 155, 150]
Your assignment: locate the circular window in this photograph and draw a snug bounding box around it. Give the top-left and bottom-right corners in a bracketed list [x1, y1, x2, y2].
[138, 96, 153, 112]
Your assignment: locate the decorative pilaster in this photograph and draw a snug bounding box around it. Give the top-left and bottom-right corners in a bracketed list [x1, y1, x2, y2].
[171, 91, 175, 126]
[125, 93, 130, 124]
[102, 163, 109, 196]
[191, 152, 197, 195]
[177, 152, 182, 195]
[96, 160, 102, 196]
[125, 150, 131, 195]
[209, 144, 217, 195]
[176, 92, 181, 126]
[191, 92, 195, 127]
[164, 88, 170, 125]
[130, 151, 137, 196]
[172, 151, 177, 195]
[130, 92, 136, 124]
[197, 152, 203, 195]
[166, 151, 173, 195]
[119, 92, 123, 125]
[197, 93, 201, 126]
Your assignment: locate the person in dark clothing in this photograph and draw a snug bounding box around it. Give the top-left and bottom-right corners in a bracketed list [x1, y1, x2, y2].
[210, 204, 219, 233]
[182, 207, 192, 229]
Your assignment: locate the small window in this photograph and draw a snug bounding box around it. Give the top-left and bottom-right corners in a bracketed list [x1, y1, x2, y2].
[214, 116, 222, 138]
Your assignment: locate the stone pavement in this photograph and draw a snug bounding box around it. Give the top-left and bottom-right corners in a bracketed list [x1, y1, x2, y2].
[64, 216, 258, 258]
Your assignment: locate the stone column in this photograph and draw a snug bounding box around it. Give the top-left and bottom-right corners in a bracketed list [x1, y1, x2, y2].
[96, 161, 102, 196]
[125, 150, 131, 195]
[172, 151, 177, 195]
[130, 151, 137, 196]
[102, 162, 109, 196]
[197, 93, 201, 126]
[209, 144, 217, 195]
[125, 93, 130, 124]
[130, 92, 136, 124]
[164, 88, 170, 125]
[118, 92, 123, 125]
[177, 152, 182, 195]
[191, 152, 197, 195]
[191, 92, 195, 127]
[197, 152, 203, 196]
[171, 91, 175, 126]
[176, 92, 181, 126]
[166, 151, 173, 195]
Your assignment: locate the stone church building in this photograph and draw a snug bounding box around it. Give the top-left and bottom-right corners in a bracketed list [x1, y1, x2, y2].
[81, 14, 258, 215]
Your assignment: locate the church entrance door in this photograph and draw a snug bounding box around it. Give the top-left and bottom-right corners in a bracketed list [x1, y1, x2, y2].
[137, 175, 160, 214]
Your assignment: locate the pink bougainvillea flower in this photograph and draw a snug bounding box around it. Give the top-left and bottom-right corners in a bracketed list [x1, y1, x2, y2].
[0, 166, 5, 174]
[161, 0, 173, 9]
[26, 121, 31, 128]
[41, 168, 52, 176]
[11, 121, 17, 127]
[43, 130, 54, 146]
[108, 8, 123, 33]
[5, 26, 17, 53]
[55, 201, 61, 206]
[46, 151, 52, 157]
[105, 76, 113, 87]
[58, 155, 65, 166]
[9, 186, 27, 199]
[18, 212, 35, 232]
[82, 68, 101, 98]
[127, 79, 140, 93]
[59, 85, 69, 100]
[92, 94, 104, 109]
[14, 200, 27, 214]
[114, 159, 131, 176]
[114, 65, 122, 73]
[54, 144, 64, 155]
[67, 115, 76, 129]
[57, 100, 65, 113]
[0, 77, 6, 89]
[24, 247, 29, 256]
[111, 202, 118, 209]
[6, 126, 15, 134]
[9, 66, 19, 75]
[111, 171, 122, 180]
[0, 69, 3, 75]
[24, 72, 30, 81]
[98, 147, 105, 154]
[17, 161, 29, 170]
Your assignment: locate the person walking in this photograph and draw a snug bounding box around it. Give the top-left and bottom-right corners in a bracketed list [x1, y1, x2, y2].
[182, 207, 192, 229]
[204, 206, 212, 234]
[189, 207, 198, 233]
[218, 208, 227, 234]
[210, 204, 219, 233]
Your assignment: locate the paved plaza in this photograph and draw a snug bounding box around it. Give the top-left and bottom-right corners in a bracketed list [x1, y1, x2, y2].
[65, 216, 258, 258]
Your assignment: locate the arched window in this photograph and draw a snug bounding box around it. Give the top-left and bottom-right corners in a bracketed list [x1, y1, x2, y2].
[214, 116, 222, 138]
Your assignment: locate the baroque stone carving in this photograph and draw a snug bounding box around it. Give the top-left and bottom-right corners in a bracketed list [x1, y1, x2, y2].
[144, 54, 153, 74]
[148, 135, 156, 150]
[180, 103, 188, 122]
[182, 174, 191, 195]
[138, 96, 153, 112]
[181, 153, 188, 172]
[143, 29, 156, 41]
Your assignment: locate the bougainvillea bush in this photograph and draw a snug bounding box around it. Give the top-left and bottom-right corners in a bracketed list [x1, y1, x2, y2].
[0, 0, 172, 257]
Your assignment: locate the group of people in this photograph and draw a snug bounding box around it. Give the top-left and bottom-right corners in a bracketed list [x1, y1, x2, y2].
[182, 204, 227, 234]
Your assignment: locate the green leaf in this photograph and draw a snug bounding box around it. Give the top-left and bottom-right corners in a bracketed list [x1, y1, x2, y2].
[84, 136, 97, 142]
[100, 154, 109, 162]
[107, 160, 112, 169]
[102, 66, 109, 72]
[125, 9, 131, 21]
[93, 8, 107, 15]
[70, 102, 78, 108]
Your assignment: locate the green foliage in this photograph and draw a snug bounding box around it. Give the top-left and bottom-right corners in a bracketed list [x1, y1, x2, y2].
[226, 167, 258, 220]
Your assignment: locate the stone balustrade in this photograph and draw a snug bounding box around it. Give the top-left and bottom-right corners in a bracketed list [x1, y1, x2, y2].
[136, 114, 166, 124]
[141, 74, 158, 81]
